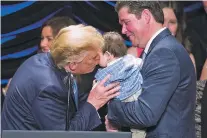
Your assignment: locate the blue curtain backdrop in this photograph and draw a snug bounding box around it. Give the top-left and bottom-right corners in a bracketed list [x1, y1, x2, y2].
[1, 1, 121, 86]
[1, 1, 205, 86]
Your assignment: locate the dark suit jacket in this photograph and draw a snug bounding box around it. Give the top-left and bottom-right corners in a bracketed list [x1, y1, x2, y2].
[1, 53, 101, 130]
[77, 65, 108, 131]
[108, 29, 196, 138]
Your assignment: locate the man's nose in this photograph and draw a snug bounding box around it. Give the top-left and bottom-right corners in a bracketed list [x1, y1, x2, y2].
[122, 24, 127, 34]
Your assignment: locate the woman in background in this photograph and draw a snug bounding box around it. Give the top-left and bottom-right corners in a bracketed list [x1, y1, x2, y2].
[39, 16, 76, 53]
[161, 2, 196, 72]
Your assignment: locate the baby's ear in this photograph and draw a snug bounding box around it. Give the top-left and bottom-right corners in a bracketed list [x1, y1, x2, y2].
[105, 51, 115, 62]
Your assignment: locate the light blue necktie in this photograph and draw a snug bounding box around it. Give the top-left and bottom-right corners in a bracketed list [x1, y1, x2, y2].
[71, 75, 78, 109]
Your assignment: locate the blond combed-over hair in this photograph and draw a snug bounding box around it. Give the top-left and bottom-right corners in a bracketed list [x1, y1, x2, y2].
[50, 24, 104, 69]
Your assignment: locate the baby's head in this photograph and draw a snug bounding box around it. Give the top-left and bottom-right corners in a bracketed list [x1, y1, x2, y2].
[99, 32, 127, 67]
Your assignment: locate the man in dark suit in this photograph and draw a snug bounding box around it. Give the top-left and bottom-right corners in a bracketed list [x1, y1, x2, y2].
[1, 25, 120, 130]
[106, 2, 196, 138]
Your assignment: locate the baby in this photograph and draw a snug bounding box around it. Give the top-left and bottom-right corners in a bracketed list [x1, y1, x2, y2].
[94, 32, 146, 138]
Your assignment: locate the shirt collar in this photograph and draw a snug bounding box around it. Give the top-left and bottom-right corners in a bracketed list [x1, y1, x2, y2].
[144, 27, 166, 54]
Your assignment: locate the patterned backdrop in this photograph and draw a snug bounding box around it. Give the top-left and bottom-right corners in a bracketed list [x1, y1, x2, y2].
[1, 1, 205, 86]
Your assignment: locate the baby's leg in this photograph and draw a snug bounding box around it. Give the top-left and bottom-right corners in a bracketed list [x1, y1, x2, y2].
[131, 129, 146, 138]
[122, 90, 146, 138]
[122, 90, 140, 102]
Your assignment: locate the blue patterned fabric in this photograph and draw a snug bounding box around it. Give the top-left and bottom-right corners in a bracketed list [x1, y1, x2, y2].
[95, 54, 143, 100]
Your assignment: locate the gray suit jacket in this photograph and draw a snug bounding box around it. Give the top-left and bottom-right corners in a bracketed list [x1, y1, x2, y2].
[2, 53, 101, 130]
[108, 29, 196, 138]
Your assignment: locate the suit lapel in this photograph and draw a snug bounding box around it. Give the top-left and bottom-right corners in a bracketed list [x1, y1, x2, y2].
[145, 28, 172, 58]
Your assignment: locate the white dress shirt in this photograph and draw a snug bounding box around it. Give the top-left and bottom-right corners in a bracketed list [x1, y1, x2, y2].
[144, 27, 166, 54]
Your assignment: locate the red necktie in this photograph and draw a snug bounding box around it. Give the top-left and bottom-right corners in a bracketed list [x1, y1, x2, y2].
[137, 48, 144, 58]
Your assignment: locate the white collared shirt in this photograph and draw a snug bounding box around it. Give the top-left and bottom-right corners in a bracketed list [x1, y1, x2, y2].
[144, 27, 166, 54]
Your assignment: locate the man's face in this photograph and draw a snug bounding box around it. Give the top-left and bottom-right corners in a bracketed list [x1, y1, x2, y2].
[71, 50, 100, 74]
[118, 7, 147, 48]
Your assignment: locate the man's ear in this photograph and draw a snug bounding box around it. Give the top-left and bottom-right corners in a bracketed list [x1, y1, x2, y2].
[64, 62, 78, 72]
[141, 9, 151, 24]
